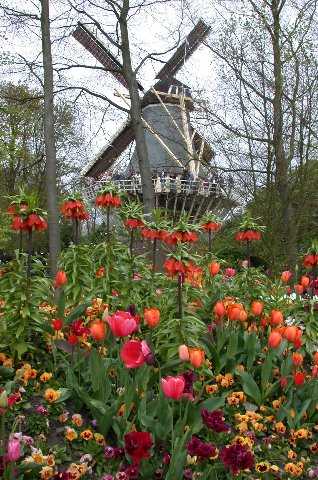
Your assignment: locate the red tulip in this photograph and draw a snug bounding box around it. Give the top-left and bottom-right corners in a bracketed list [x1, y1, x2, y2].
[161, 376, 185, 400]
[312, 365, 318, 377]
[209, 262, 220, 276]
[293, 371, 305, 386]
[281, 270, 292, 283]
[54, 270, 67, 289]
[304, 254, 318, 269]
[300, 276, 310, 288]
[67, 334, 78, 345]
[120, 340, 146, 369]
[90, 320, 106, 341]
[124, 431, 153, 465]
[313, 352, 318, 365]
[268, 331, 282, 348]
[51, 318, 63, 331]
[144, 308, 160, 328]
[251, 300, 264, 317]
[107, 311, 137, 337]
[292, 352, 303, 366]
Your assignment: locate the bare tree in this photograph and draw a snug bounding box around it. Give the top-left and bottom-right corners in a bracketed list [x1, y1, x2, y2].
[195, 0, 318, 265]
[40, 0, 61, 276]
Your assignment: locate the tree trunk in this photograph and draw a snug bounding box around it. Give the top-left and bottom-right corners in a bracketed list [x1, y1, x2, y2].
[40, 0, 60, 276]
[119, 1, 155, 214]
[271, 0, 291, 259]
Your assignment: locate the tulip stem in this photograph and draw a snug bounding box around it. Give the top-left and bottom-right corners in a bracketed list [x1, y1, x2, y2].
[152, 238, 157, 273]
[178, 273, 184, 319]
[208, 230, 212, 252]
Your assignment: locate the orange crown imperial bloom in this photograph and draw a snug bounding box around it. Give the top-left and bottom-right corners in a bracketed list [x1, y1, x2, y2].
[144, 308, 160, 328]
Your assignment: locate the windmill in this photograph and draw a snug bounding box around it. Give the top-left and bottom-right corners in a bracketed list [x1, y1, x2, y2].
[73, 20, 234, 220]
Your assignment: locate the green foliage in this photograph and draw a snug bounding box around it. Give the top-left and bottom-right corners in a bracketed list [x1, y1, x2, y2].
[0, 251, 50, 357]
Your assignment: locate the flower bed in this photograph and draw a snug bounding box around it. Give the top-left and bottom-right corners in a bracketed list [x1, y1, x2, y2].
[1, 201, 318, 479]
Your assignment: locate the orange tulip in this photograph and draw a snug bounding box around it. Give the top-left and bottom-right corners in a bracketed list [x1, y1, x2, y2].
[144, 308, 160, 328]
[313, 352, 318, 365]
[209, 262, 221, 276]
[90, 320, 106, 341]
[213, 301, 226, 318]
[268, 331, 282, 348]
[292, 352, 303, 366]
[238, 309, 248, 322]
[228, 304, 244, 321]
[270, 309, 284, 326]
[251, 300, 264, 317]
[188, 348, 205, 368]
[294, 284, 304, 295]
[281, 270, 292, 283]
[300, 276, 310, 288]
[283, 326, 298, 343]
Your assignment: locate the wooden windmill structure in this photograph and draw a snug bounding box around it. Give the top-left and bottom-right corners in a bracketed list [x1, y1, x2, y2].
[73, 20, 234, 221]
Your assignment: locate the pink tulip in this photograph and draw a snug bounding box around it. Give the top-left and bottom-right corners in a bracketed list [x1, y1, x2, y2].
[107, 311, 137, 337]
[120, 340, 146, 369]
[161, 376, 185, 400]
[178, 345, 190, 362]
[6, 438, 21, 462]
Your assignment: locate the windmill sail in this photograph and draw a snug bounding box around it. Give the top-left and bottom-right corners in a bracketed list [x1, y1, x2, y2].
[156, 20, 211, 80]
[73, 23, 143, 90]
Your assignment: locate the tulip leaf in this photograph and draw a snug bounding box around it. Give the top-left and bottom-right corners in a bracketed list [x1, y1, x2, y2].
[237, 371, 262, 405]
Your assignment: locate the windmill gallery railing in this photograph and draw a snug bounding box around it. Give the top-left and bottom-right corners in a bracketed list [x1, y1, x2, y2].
[81, 176, 236, 222]
[84, 177, 223, 198]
